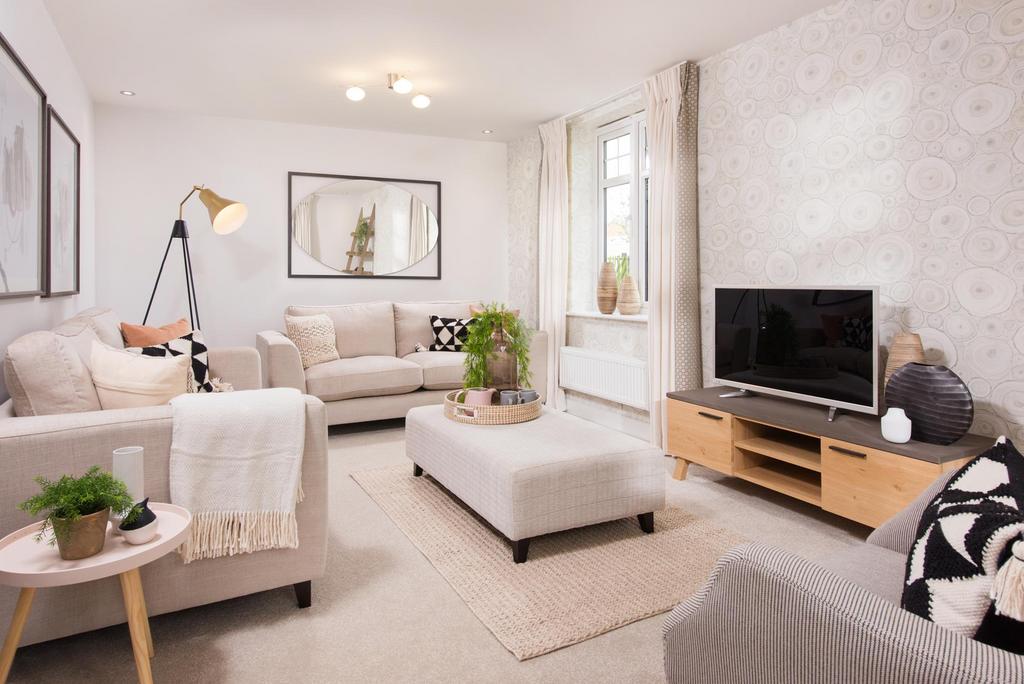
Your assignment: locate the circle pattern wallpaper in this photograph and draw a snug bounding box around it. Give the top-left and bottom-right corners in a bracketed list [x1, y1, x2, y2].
[698, 0, 1024, 441]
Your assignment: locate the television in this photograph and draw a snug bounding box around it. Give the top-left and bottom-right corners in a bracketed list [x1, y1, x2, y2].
[713, 286, 879, 415]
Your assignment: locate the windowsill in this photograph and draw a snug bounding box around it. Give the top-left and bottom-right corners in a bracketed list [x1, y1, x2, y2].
[566, 310, 649, 323]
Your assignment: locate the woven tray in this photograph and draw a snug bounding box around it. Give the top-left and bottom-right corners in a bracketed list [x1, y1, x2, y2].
[443, 390, 542, 425]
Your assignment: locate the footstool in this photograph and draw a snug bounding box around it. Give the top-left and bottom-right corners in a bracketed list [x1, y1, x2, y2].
[405, 405, 665, 563]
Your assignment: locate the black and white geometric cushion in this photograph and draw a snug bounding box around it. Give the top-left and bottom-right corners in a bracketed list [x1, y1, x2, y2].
[841, 316, 871, 351]
[429, 315, 475, 352]
[128, 330, 213, 393]
[902, 438, 1024, 653]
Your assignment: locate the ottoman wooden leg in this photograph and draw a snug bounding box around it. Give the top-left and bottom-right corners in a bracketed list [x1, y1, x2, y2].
[512, 538, 530, 564]
[0, 587, 34, 684]
[413, 463, 423, 477]
[293, 580, 312, 609]
[638, 512, 654, 534]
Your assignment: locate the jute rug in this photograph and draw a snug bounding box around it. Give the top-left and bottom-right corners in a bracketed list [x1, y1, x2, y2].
[351, 464, 747, 660]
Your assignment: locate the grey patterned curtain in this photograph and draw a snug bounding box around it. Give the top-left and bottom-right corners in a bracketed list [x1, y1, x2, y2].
[674, 63, 703, 392]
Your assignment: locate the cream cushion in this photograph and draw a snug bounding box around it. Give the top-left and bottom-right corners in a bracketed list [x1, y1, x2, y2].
[393, 301, 476, 358]
[287, 302, 396, 359]
[303, 356, 422, 402]
[403, 351, 466, 390]
[2, 331, 101, 417]
[50, 317, 101, 369]
[90, 341, 190, 409]
[284, 314, 340, 369]
[61, 307, 124, 348]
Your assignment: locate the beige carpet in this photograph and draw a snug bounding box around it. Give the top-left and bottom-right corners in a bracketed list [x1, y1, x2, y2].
[352, 464, 747, 660]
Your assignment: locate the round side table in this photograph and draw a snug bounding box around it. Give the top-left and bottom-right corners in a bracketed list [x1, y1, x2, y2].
[0, 503, 191, 684]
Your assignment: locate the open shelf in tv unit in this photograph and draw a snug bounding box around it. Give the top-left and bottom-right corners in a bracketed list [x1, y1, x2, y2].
[666, 387, 992, 528]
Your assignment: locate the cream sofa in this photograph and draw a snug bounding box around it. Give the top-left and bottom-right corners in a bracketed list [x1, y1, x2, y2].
[257, 301, 548, 426]
[0, 308, 328, 646]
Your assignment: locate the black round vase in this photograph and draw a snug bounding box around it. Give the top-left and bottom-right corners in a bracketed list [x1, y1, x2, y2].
[884, 363, 973, 446]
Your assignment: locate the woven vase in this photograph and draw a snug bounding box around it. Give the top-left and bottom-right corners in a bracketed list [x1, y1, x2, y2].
[597, 262, 618, 314]
[617, 275, 642, 315]
[486, 324, 518, 391]
[884, 332, 925, 385]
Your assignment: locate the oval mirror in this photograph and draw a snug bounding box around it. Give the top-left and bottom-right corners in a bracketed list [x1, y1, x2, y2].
[290, 176, 439, 277]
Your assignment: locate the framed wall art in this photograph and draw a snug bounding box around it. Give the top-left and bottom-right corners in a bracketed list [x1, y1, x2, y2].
[44, 107, 80, 297]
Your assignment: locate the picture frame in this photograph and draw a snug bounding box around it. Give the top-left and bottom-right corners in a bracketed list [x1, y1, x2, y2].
[0, 30, 47, 299]
[288, 172, 442, 280]
[44, 107, 80, 297]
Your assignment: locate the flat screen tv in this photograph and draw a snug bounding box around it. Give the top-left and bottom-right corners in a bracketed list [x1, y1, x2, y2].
[714, 286, 879, 415]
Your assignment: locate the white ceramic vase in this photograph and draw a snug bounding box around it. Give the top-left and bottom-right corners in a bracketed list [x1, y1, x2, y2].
[112, 446, 145, 534]
[881, 408, 912, 444]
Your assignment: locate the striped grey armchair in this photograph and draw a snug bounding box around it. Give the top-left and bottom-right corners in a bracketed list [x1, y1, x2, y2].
[663, 473, 1024, 683]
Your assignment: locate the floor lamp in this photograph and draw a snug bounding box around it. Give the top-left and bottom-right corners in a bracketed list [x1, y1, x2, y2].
[143, 185, 247, 330]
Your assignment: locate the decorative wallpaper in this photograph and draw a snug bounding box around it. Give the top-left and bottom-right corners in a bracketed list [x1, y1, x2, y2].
[697, 0, 1024, 441]
[507, 133, 542, 328]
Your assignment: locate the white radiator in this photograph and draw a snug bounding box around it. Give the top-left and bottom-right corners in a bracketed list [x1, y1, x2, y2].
[559, 346, 649, 409]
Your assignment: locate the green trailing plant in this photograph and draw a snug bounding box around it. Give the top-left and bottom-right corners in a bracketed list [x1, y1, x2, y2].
[18, 466, 136, 545]
[611, 254, 629, 285]
[463, 303, 532, 390]
[354, 216, 371, 251]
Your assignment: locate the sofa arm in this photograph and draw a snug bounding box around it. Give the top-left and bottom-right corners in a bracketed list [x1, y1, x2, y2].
[207, 346, 262, 391]
[528, 330, 548, 402]
[256, 331, 306, 392]
[663, 543, 1023, 684]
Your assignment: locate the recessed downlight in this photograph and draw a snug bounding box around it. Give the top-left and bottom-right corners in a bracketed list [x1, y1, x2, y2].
[411, 94, 431, 109]
[482, 129, 493, 134]
[119, 90, 136, 96]
[345, 86, 366, 102]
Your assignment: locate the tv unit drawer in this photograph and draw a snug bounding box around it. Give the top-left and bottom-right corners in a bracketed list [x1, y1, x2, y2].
[667, 400, 733, 475]
[820, 438, 964, 528]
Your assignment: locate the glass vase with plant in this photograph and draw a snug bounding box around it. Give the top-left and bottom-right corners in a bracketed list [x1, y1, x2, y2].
[463, 303, 532, 392]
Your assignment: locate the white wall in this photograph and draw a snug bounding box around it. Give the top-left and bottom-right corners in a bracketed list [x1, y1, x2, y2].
[0, 0, 95, 400]
[94, 106, 508, 347]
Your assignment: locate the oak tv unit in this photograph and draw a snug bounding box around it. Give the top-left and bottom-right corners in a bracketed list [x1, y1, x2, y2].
[666, 387, 991, 528]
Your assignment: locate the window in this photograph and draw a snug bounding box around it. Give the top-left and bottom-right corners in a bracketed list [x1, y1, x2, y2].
[598, 114, 648, 302]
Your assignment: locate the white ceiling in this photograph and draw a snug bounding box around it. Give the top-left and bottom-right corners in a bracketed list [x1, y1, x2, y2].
[44, 0, 835, 142]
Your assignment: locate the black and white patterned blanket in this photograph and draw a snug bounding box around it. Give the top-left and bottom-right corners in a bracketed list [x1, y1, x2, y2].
[902, 438, 1024, 653]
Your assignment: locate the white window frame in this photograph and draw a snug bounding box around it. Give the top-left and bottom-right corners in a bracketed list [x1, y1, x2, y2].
[596, 112, 648, 303]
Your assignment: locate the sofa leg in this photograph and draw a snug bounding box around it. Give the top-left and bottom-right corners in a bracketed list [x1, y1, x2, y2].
[413, 463, 423, 477]
[293, 580, 311, 609]
[512, 538, 530, 564]
[638, 512, 654, 534]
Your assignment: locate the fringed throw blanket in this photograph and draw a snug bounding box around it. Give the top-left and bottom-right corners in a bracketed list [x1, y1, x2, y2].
[170, 387, 306, 563]
[903, 437, 1024, 654]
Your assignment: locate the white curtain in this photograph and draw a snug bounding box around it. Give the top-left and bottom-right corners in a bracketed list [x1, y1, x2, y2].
[643, 66, 681, 448]
[292, 194, 319, 259]
[538, 118, 569, 410]
[408, 194, 430, 265]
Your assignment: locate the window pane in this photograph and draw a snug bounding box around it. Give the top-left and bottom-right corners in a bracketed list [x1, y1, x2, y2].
[604, 183, 631, 263]
[603, 133, 631, 179]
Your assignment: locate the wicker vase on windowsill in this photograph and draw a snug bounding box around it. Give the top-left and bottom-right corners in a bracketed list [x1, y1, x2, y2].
[597, 262, 618, 314]
[617, 275, 642, 315]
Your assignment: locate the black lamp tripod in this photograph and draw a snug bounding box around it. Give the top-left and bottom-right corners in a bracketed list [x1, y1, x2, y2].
[142, 217, 201, 330]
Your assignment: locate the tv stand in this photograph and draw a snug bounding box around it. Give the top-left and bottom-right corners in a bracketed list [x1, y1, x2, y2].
[718, 388, 754, 399]
[666, 388, 990, 527]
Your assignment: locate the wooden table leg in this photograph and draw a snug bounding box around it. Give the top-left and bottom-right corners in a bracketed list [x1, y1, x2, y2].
[120, 569, 154, 684]
[672, 458, 690, 480]
[0, 587, 34, 684]
[127, 570, 153, 658]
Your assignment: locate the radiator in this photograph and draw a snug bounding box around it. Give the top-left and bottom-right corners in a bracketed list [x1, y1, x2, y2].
[558, 346, 649, 409]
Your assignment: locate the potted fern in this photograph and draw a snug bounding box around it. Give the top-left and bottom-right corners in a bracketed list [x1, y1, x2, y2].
[463, 303, 532, 393]
[18, 466, 136, 560]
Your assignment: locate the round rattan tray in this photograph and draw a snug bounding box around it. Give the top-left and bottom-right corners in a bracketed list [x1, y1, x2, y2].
[443, 390, 541, 425]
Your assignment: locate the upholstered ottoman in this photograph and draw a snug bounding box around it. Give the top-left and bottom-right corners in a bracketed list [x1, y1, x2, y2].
[405, 405, 665, 562]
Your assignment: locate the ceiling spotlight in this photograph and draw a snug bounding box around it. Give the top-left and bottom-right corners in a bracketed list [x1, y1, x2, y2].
[345, 86, 366, 102]
[392, 77, 413, 94]
[411, 94, 431, 109]
[119, 90, 136, 96]
[482, 129, 493, 134]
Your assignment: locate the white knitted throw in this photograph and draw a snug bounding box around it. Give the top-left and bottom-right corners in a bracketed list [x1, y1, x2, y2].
[170, 388, 306, 563]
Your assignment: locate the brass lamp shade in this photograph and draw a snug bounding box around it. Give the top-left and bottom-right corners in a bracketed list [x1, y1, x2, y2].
[198, 187, 248, 235]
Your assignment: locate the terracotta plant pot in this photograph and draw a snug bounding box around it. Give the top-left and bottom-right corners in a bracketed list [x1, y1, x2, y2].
[54, 508, 110, 561]
[617, 275, 642, 315]
[597, 262, 618, 314]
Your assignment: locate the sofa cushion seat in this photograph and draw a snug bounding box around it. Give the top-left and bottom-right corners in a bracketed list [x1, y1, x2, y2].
[817, 542, 907, 605]
[304, 356, 423, 401]
[402, 351, 466, 390]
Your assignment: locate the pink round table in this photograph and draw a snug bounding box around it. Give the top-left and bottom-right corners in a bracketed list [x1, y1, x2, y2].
[0, 503, 191, 684]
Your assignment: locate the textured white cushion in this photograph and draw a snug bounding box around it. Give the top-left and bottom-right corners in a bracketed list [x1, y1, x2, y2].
[393, 301, 476, 358]
[285, 314, 340, 369]
[2, 331, 101, 417]
[403, 351, 466, 390]
[60, 307, 124, 348]
[304, 355, 423, 401]
[50, 317, 101, 369]
[90, 341, 190, 409]
[287, 302, 396, 359]
[405, 406, 665, 541]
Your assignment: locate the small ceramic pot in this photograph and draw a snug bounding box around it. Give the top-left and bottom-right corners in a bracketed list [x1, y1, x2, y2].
[500, 390, 520, 405]
[519, 389, 539, 403]
[54, 508, 110, 561]
[120, 518, 159, 545]
[460, 388, 496, 406]
[881, 407, 912, 444]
